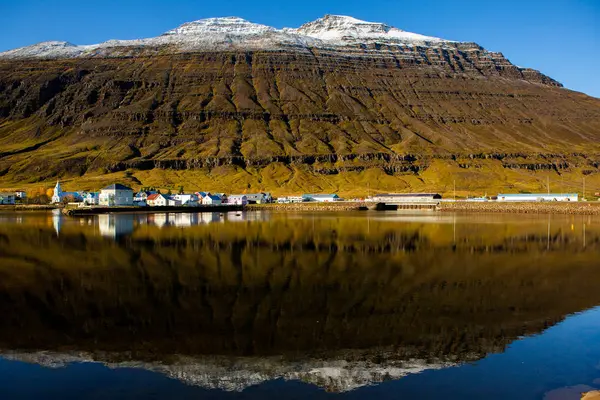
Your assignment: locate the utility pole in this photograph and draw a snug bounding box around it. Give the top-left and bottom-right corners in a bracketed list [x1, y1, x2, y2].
[454, 180, 456, 202]
[547, 176, 550, 195]
[583, 176, 586, 201]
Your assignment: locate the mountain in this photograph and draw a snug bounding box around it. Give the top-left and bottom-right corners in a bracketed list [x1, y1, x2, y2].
[0, 15, 598, 195]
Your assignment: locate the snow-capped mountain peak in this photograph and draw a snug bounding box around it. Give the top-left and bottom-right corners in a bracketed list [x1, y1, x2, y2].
[293, 14, 447, 44]
[162, 17, 276, 37]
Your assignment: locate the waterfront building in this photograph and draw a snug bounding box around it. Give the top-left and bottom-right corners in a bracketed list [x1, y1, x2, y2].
[51, 181, 83, 204]
[134, 191, 156, 206]
[173, 194, 199, 206]
[99, 184, 134, 206]
[147, 193, 169, 207]
[0, 192, 16, 205]
[302, 194, 341, 202]
[228, 195, 248, 205]
[167, 197, 182, 207]
[202, 195, 223, 206]
[82, 192, 100, 206]
[246, 193, 272, 204]
[14, 190, 27, 199]
[371, 193, 442, 203]
[497, 193, 579, 202]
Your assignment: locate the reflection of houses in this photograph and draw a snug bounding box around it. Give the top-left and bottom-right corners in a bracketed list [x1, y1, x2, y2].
[98, 214, 135, 239]
[497, 193, 578, 202]
[228, 195, 248, 205]
[99, 184, 133, 206]
[51, 209, 62, 235]
[200, 212, 222, 224]
[202, 195, 222, 206]
[0, 192, 16, 205]
[147, 193, 168, 207]
[303, 194, 341, 202]
[150, 213, 169, 228]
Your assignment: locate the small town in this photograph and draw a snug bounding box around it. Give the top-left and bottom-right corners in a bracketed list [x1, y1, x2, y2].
[0, 180, 597, 208]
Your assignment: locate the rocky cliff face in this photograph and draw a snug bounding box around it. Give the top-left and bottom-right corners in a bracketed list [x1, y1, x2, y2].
[0, 16, 598, 194]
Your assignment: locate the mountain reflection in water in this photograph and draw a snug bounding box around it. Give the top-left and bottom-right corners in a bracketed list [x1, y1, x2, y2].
[0, 210, 600, 396]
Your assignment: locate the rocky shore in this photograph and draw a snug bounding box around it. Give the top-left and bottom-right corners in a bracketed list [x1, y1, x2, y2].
[439, 201, 600, 215]
[0, 204, 61, 211]
[245, 202, 368, 212]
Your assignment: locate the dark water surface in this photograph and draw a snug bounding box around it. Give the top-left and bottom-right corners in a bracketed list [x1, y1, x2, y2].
[1, 210, 600, 399]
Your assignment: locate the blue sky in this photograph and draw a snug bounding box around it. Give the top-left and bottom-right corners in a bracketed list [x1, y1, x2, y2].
[0, 0, 598, 97]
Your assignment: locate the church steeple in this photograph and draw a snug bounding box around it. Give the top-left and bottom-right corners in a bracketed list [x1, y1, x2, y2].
[53, 180, 62, 197]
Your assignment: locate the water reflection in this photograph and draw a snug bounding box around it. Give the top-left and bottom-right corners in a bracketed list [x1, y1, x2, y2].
[1, 211, 600, 396]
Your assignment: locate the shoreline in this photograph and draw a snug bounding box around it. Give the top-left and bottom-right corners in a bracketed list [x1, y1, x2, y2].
[61, 204, 244, 216]
[439, 201, 600, 215]
[4, 201, 600, 216]
[0, 204, 61, 212]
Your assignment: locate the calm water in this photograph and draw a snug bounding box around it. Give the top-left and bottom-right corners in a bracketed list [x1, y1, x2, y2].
[1, 210, 600, 399]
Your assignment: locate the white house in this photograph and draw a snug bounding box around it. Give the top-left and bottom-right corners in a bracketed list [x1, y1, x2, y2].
[99, 184, 134, 206]
[14, 190, 27, 200]
[173, 194, 199, 207]
[497, 193, 579, 202]
[0, 192, 16, 205]
[202, 195, 222, 206]
[228, 195, 248, 206]
[167, 197, 182, 207]
[147, 193, 169, 207]
[82, 192, 99, 206]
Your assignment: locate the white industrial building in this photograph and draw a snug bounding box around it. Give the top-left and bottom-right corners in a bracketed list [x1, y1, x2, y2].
[497, 193, 579, 202]
[371, 193, 442, 203]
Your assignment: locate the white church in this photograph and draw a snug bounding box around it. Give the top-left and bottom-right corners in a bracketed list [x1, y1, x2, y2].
[51, 181, 82, 204]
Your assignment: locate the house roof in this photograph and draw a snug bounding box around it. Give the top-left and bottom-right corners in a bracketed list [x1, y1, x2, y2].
[147, 193, 164, 200]
[102, 183, 133, 191]
[304, 194, 339, 198]
[374, 193, 441, 197]
[229, 194, 247, 198]
[207, 195, 221, 201]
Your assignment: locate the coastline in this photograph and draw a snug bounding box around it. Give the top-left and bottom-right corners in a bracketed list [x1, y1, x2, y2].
[4, 201, 600, 216]
[0, 204, 61, 212]
[439, 201, 600, 215]
[61, 204, 244, 216]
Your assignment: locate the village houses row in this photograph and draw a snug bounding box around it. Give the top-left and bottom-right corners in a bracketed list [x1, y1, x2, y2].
[0, 181, 343, 206]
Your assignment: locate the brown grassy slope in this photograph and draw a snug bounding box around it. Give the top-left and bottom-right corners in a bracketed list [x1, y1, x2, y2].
[0, 50, 599, 196]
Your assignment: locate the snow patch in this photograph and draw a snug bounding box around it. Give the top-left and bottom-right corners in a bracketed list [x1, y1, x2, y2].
[0, 15, 457, 59]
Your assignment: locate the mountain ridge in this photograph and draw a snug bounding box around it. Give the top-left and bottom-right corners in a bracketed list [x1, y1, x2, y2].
[0, 15, 598, 195]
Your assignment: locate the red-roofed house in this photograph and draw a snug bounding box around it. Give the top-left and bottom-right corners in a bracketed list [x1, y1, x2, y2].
[147, 193, 168, 207]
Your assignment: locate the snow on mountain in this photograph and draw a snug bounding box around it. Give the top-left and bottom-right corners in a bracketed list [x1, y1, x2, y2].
[0, 15, 455, 59]
[2, 350, 462, 392]
[291, 15, 448, 45]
